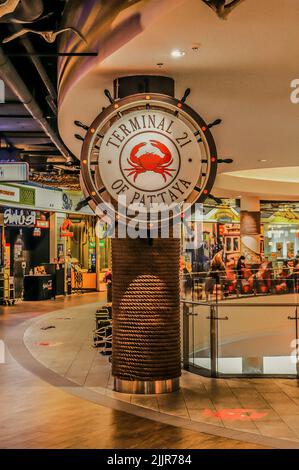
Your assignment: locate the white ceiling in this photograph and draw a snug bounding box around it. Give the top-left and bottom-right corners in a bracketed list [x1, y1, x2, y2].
[226, 167, 299, 183]
[58, 0, 299, 199]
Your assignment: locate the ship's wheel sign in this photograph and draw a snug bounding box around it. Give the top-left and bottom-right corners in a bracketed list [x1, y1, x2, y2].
[100, 110, 201, 210]
[80, 93, 218, 222]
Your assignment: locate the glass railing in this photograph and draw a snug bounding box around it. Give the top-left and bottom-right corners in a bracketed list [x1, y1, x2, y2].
[181, 268, 299, 302]
[181, 288, 299, 378]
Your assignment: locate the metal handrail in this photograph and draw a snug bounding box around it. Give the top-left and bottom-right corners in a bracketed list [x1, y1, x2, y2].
[181, 297, 299, 378]
[181, 267, 299, 276]
[181, 299, 299, 307]
[181, 271, 299, 301]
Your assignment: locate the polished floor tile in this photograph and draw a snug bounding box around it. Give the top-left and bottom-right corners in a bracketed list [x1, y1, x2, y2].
[2, 293, 299, 448]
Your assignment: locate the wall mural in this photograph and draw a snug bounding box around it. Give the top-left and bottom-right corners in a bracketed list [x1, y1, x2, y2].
[240, 211, 261, 265]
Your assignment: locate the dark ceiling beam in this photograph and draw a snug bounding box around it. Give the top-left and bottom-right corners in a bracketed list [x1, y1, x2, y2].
[0, 114, 33, 118]
[7, 52, 98, 57]
[21, 150, 61, 155]
[2, 100, 23, 105]
[19, 144, 56, 149]
[27, 143, 59, 147]
[0, 46, 74, 163]
[47, 158, 68, 163]
[13, 28, 57, 114]
[0, 104, 30, 116]
[1, 131, 48, 138]
[4, 140, 51, 145]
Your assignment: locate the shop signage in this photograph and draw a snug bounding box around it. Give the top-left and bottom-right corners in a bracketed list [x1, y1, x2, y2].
[67, 266, 72, 295]
[4, 208, 36, 227]
[80, 93, 218, 225]
[62, 190, 93, 214]
[0, 162, 28, 182]
[0, 184, 20, 203]
[35, 186, 63, 211]
[42, 280, 52, 292]
[4, 243, 10, 268]
[60, 218, 73, 237]
[34, 186, 92, 214]
[36, 220, 49, 229]
[62, 192, 73, 211]
[61, 231, 73, 238]
[99, 110, 202, 210]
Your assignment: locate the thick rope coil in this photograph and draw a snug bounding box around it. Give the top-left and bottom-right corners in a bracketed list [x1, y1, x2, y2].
[112, 236, 181, 382]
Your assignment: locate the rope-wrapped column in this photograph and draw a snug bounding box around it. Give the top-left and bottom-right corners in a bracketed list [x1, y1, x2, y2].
[112, 236, 181, 394]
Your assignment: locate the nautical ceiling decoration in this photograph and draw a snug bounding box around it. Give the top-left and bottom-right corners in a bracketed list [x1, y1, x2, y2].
[202, 0, 245, 19]
[78, 84, 229, 222]
[2, 26, 86, 44]
[30, 169, 81, 191]
[0, 0, 19, 19]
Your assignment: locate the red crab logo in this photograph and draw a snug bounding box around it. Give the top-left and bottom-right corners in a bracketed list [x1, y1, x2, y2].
[124, 140, 175, 182]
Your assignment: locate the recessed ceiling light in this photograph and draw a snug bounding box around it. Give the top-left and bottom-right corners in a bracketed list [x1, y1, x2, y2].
[258, 159, 267, 162]
[171, 49, 185, 58]
[192, 43, 201, 51]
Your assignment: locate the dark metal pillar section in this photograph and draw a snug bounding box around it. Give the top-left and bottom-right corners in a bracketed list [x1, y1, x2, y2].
[111, 76, 180, 394]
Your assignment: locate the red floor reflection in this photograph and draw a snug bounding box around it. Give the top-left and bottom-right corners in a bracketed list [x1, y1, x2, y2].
[37, 341, 63, 347]
[203, 409, 267, 421]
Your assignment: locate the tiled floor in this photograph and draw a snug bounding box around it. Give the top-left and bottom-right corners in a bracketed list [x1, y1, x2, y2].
[21, 298, 299, 448]
[1, 294, 270, 449]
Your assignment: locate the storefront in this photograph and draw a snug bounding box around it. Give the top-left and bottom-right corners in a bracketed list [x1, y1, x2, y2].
[2, 207, 51, 299]
[182, 199, 299, 273]
[262, 203, 299, 265]
[182, 199, 242, 273]
[55, 191, 111, 292]
[0, 183, 110, 302]
[58, 214, 109, 292]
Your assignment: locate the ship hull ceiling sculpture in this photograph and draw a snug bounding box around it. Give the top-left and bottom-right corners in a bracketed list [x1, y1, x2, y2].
[0, 0, 19, 19]
[0, 0, 44, 23]
[0, 0, 145, 44]
[2, 27, 86, 44]
[202, 0, 245, 19]
[1, 0, 245, 42]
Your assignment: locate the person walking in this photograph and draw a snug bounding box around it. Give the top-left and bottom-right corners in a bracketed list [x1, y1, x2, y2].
[208, 247, 226, 300]
[103, 268, 112, 302]
[236, 255, 246, 294]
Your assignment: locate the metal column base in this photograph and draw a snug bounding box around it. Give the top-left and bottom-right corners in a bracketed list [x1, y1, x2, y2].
[114, 377, 180, 394]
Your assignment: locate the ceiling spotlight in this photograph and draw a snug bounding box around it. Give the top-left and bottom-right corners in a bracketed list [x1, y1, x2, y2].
[192, 43, 201, 51]
[171, 49, 185, 58]
[258, 159, 267, 162]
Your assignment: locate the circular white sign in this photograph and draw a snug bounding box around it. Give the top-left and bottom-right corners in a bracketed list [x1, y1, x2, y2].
[98, 110, 202, 210]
